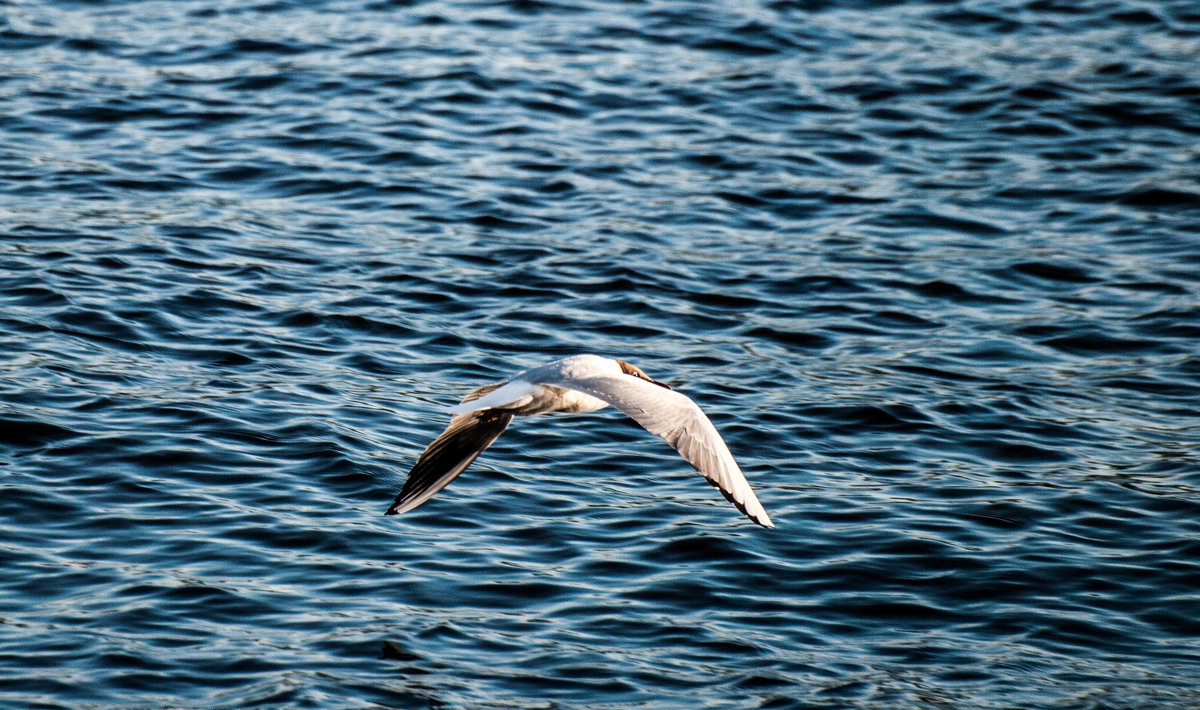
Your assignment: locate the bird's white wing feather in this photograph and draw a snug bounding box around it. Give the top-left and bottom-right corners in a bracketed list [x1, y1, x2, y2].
[448, 379, 539, 414]
[539, 374, 773, 527]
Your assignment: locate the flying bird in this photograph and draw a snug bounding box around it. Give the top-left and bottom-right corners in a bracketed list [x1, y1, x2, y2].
[385, 354, 773, 527]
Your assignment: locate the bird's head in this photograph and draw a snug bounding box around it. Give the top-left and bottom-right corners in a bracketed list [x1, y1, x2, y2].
[617, 360, 672, 390]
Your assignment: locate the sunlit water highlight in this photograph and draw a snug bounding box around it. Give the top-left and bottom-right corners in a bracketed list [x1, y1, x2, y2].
[2, 1, 1199, 708]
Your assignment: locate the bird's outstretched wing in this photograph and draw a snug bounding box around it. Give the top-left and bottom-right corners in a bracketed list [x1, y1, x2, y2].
[540, 374, 774, 528]
[386, 383, 513, 515]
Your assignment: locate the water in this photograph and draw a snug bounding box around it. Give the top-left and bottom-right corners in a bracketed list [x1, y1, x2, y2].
[2, 0, 1199, 707]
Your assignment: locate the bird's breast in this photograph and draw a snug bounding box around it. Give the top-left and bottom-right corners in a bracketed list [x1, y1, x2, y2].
[553, 388, 610, 413]
[507, 385, 609, 415]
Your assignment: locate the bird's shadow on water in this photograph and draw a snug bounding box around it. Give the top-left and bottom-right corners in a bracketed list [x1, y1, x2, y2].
[369, 642, 451, 709]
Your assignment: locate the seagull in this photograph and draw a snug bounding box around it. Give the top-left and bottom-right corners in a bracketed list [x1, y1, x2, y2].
[385, 354, 773, 527]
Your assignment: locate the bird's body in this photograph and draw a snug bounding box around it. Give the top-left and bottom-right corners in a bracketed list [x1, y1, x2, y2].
[386, 354, 774, 527]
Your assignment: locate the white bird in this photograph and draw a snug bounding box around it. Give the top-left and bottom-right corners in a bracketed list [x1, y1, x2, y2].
[385, 354, 773, 527]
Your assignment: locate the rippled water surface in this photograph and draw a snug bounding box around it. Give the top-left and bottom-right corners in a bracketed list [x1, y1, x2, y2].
[3, 0, 1200, 707]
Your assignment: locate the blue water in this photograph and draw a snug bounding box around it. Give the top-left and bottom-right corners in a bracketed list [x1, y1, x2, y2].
[3, 0, 1200, 707]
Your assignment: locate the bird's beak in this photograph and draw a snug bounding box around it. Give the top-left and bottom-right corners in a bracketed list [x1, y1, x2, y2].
[651, 378, 672, 390]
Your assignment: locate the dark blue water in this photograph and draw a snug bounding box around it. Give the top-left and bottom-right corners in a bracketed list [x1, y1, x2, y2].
[3, 0, 1200, 707]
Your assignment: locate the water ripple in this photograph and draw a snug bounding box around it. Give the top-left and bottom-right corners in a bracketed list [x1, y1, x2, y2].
[2, 0, 1200, 708]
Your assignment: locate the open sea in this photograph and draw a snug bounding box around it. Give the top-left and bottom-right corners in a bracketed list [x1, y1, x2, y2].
[2, 0, 1199, 708]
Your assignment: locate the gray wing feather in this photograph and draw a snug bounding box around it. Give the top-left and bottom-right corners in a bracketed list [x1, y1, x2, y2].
[540, 375, 774, 528]
[386, 383, 513, 516]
